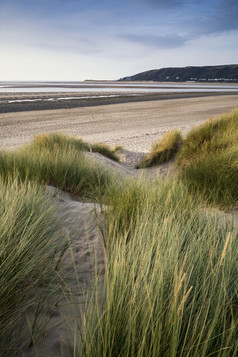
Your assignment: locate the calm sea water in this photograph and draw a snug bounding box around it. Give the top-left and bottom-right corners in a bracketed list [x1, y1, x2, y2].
[1, 81, 238, 94]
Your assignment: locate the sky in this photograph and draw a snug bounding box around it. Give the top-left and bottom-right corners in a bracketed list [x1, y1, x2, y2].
[0, 0, 238, 81]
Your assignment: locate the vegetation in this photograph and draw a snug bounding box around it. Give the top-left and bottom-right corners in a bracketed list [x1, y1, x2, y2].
[0, 136, 112, 198]
[177, 109, 238, 207]
[0, 179, 64, 354]
[81, 179, 238, 356]
[29, 132, 121, 161]
[137, 109, 238, 207]
[137, 130, 182, 168]
[121, 64, 238, 82]
[1, 109, 238, 356]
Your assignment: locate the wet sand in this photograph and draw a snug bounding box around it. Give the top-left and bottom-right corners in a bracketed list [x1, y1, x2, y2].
[0, 94, 237, 152]
[0, 91, 237, 114]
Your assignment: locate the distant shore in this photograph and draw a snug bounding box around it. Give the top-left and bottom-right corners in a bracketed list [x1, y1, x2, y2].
[1, 91, 238, 114]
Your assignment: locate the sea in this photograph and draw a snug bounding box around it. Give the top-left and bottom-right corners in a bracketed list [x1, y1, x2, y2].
[1, 81, 238, 104]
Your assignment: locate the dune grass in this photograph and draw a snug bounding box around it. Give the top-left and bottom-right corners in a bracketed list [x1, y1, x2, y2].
[0, 179, 64, 354]
[30, 132, 121, 161]
[0, 138, 112, 198]
[136, 130, 182, 168]
[176, 109, 238, 207]
[80, 179, 238, 357]
[1, 114, 238, 356]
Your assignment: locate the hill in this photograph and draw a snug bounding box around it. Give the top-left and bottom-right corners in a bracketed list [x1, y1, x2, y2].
[120, 64, 238, 82]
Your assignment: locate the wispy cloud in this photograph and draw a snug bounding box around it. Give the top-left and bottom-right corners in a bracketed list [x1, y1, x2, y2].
[32, 37, 103, 55]
[120, 33, 190, 49]
[192, 0, 238, 36]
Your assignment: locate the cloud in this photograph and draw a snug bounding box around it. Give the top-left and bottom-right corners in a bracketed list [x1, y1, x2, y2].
[33, 37, 103, 55]
[133, 0, 205, 11]
[120, 33, 190, 49]
[0, 0, 237, 81]
[207, 0, 238, 33]
[185, 0, 238, 37]
[138, 0, 187, 8]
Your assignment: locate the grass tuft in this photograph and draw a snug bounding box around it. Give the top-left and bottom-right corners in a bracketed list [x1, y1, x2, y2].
[80, 179, 238, 357]
[28, 132, 120, 161]
[90, 142, 120, 161]
[176, 109, 238, 207]
[0, 140, 112, 199]
[0, 179, 64, 353]
[137, 130, 182, 168]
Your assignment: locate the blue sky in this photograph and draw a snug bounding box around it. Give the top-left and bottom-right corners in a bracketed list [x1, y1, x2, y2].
[0, 0, 237, 80]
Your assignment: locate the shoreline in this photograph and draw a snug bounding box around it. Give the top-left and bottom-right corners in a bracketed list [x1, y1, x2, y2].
[1, 91, 238, 114]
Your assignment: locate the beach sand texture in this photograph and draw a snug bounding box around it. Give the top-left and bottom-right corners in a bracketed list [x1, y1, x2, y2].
[0, 95, 238, 153]
[20, 187, 105, 357]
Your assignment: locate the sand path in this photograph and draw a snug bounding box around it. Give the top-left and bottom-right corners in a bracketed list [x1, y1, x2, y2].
[22, 187, 105, 357]
[1, 95, 237, 153]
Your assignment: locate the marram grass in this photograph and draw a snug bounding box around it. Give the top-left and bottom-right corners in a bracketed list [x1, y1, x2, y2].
[176, 109, 238, 207]
[137, 130, 182, 168]
[0, 179, 64, 354]
[29, 132, 121, 161]
[0, 140, 112, 198]
[79, 179, 238, 357]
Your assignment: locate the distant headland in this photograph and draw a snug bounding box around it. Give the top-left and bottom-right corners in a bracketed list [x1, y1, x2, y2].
[120, 64, 238, 83]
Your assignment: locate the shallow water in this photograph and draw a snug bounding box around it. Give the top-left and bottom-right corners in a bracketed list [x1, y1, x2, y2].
[1, 81, 238, 94]
[0, 94, 125, 104]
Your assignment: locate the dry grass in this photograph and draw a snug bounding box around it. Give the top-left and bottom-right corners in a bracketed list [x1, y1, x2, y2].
[0, 179, 64, 354]
[80, 179, 238, 356]
[0, 135, 113, 199]
[176, 109, 238, 207]
[136, 130, 182, 168]
[29, 132, 120, 161]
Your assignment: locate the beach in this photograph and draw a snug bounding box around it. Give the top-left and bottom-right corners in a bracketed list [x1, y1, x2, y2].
[0, 94, 238, 153]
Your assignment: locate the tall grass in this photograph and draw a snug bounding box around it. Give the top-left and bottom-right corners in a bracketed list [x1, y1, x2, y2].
[176, 109, 238, 207]
[137, 130, 182, 168]
[30, 133, 120, 161]
[0, 179, 64, 354]
[80, 179, 238, 356]
[0, 141, 112, 198]
[1, 118, 238, 356]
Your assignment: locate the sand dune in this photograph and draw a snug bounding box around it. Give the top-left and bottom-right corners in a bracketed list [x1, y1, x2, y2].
[21, 187, 105, 357]
[2, 95, 238, 356]
[22, 163, 238, 357]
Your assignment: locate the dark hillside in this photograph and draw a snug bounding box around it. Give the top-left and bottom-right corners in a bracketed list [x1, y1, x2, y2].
[120, 65, 238, 82]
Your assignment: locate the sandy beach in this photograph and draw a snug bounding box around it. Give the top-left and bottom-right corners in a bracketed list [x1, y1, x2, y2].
[0, 94, 238, 153]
